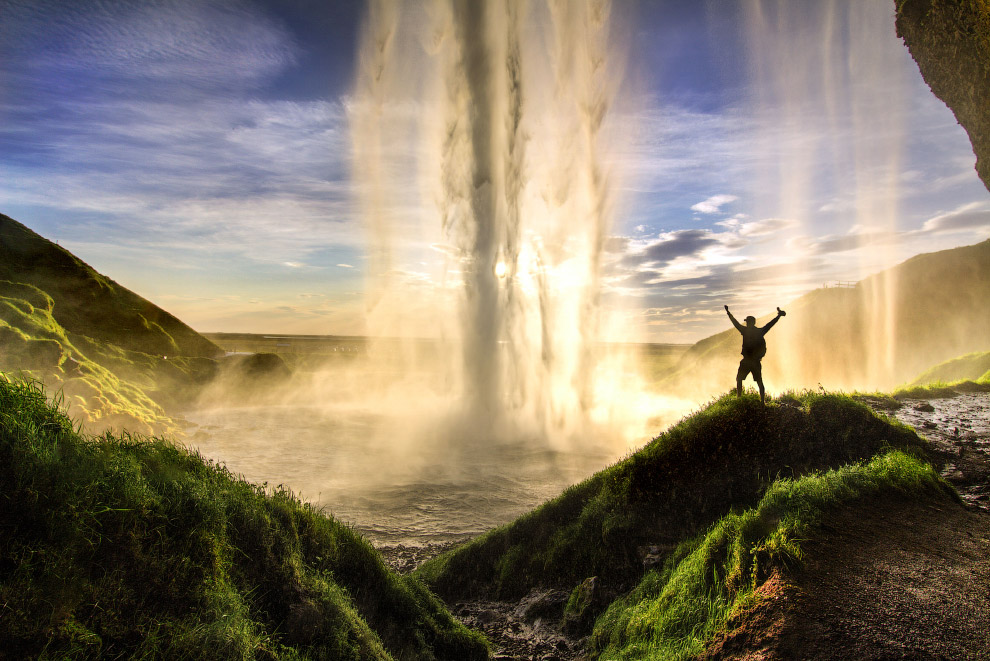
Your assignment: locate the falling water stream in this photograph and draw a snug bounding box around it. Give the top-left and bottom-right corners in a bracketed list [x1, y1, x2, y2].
[183, 0, 936, 545]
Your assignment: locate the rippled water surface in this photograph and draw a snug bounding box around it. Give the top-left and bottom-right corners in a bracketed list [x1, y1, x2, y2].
[182, 404, 621, 545]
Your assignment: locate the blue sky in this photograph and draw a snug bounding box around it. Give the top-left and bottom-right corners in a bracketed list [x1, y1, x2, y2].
[1, 0, 988, 343]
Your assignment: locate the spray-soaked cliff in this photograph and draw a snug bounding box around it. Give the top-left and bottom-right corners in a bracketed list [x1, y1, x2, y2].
[896, 0, 990, 192]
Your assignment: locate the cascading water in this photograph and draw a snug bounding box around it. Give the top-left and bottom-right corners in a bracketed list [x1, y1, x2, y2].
[352, 0, 641, 447]
[741, 0, 910, 390]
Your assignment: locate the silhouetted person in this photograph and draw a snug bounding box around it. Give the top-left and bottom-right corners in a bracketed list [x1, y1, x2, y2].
[725, 305, 786, 404]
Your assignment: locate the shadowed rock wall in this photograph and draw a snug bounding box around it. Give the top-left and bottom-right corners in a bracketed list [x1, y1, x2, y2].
[896, 0, 990, 192]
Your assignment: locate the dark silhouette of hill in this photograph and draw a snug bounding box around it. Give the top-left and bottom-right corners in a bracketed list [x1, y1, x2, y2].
[0, 213, 218, 358]
[673, 239, 990, 394]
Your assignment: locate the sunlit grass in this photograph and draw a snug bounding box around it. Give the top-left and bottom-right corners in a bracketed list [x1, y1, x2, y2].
[417, 391, 931, 605]
[588, 451, 951, 660]
[0, 375, 487, 659]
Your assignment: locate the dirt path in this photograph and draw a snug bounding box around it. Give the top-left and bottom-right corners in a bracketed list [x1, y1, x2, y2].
[705, 391, 990, 659]
[704, 498, 990, 659]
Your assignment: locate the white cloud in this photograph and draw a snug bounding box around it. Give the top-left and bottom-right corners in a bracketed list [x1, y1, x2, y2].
[691, 194, 738, 214]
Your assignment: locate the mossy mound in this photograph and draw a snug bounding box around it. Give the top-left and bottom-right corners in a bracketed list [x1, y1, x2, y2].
[589, 452, 953, 660]
[0, 376, 487, 660]
[417, 393, 929, 609]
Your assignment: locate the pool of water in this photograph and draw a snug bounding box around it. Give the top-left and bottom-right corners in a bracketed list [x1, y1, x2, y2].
[181, 403, 622, 546]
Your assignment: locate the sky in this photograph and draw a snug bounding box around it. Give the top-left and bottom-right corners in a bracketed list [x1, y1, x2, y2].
[1, 0, 988, 343]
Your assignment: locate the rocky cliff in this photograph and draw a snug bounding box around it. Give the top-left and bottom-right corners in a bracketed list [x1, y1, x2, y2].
[896, 0, 990, 191]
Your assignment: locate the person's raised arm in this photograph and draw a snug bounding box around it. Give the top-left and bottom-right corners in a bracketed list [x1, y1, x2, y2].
[761, 306, 786, 333]
[725, 305, 744, 332]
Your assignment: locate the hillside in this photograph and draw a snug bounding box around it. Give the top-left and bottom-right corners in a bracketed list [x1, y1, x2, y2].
[0, 376, 487, 660]
[415, 391, 967, 658]
[0, 213, 221, 433]
[671, 239, 990, 395]
[908, 350, 990, 386]
[0, 213, 217, 358]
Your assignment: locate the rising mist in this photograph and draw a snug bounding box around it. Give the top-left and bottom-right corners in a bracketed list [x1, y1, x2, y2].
[350, 0, 673, 452]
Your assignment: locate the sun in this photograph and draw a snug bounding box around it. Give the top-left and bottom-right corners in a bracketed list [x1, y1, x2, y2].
[494, 260, 507, 278]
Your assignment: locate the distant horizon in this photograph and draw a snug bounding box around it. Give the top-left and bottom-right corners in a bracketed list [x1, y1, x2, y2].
[201, 330, 694, 348]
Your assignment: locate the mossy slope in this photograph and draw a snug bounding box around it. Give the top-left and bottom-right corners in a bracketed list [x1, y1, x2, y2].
[0, 214, 222, 433]
[908, 350, 990, 387]
[0, 213, 218, 358]
[416, 393, 928, 604]
[0, 376, 487, 660]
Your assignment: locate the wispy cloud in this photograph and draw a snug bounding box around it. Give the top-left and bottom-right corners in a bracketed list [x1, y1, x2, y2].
[0, 0, 358, 271]
[921, 202, 990, 233]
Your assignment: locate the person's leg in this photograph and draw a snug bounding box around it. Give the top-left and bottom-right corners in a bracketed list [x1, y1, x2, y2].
[754, 363, 765, 404]
[736, 360, 747, 396]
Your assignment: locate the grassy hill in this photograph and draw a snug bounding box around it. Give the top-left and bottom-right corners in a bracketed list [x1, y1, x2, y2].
[0, 213, 217, 358]
[0, 375, 487, 660]
[671, 239, 990, 395]
[416, 390, 941, 597]
[908, 350, 990, 387]
[0, 213, 221, 433]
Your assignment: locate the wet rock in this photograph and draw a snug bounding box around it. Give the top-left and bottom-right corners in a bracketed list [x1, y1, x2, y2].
[914, 402, 935, 412]
[513, 588, 569, 622]
[638, 543, 678, 570]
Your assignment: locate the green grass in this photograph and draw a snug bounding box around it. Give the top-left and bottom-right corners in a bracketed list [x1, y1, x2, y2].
[588, 451, 953, 660]
[0, 375, 487, 660]
[0, 214, 218, 359]
[908, 350, 990, 386]
[416, 392, 928, 607]
[0, 284, 180, 435]
[893, 378, 990, 400]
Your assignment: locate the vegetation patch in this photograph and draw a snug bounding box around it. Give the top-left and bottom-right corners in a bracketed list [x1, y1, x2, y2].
[910, 350, 990, 385]
[0, 376, 487, 660]
[588, 451, 953, 660]
[416, 392, 929, 611]
[894, 380, 990, 401]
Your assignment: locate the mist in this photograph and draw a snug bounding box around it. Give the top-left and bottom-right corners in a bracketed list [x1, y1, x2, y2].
[179, 0, 988, 544]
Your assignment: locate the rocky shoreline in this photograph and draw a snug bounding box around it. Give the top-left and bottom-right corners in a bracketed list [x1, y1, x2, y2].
[378, 542, 589, 660]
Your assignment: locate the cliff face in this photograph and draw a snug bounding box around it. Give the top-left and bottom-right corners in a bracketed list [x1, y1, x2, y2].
[896, 0, 990, 192]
